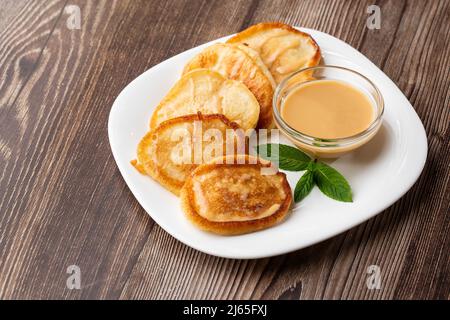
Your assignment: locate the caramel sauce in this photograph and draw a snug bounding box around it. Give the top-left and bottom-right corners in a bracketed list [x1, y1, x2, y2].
[281, 80, 375, 139]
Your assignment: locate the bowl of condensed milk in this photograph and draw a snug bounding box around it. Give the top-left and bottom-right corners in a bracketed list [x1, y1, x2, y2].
[273, 65, 384, 158]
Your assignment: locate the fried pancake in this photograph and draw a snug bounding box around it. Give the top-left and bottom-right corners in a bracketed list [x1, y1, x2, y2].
[233, 44, 276, 89]
[183, 43, 275, 129]
[180, 155, 292, 235]
[135, 113, 245, 196]
[227, 22, 321, 84]
[150, 69, 259, 131]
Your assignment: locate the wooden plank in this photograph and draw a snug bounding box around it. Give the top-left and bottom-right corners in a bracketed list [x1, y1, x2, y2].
[0, 0, 448, 299]
[0, 0, 155, 299]
[0, 0, 69, 298]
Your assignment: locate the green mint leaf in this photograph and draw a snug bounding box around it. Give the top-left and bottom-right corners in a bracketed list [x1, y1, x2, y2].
[294, 170, 315, 202]
[313, 162, 353, 202]
[256, 144, 311, 171]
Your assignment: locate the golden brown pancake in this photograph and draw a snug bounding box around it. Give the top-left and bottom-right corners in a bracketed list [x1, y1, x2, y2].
[134, 113, 245, 196]
[227, 22, 321, 84]
[232, 44, 277, 89]
[180, 155, 292, 235]
[183, 43, 275, 129]
[150, 69, 260, 131]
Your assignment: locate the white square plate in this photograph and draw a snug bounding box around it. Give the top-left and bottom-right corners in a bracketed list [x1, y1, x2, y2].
[108, 28, 427, 259]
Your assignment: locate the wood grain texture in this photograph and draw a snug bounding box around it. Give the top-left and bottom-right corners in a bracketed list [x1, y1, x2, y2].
[0, 0, 448, 300]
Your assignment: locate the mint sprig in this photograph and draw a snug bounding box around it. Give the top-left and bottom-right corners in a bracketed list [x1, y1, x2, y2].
[294, 170, 314, 202]
[256, 144, 353, 203]
[256, 143, 310, 171]
[313, 162, 352, 202]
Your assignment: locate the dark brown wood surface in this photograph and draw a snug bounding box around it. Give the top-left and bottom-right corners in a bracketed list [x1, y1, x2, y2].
[0, 0, 448, 300]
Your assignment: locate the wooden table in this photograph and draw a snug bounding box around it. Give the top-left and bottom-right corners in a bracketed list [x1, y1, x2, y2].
[0, 0, 448, 300]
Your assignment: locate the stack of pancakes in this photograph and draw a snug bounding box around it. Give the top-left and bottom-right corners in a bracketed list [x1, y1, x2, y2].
[133, 22, 321, 235]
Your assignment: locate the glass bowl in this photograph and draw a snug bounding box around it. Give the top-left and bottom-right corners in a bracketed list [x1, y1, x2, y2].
[273, 65, 384, 158]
